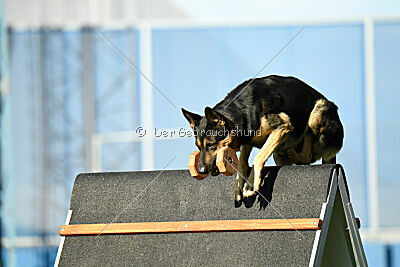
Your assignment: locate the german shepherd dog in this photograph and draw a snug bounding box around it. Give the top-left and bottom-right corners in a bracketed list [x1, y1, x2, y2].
[182, 75, 344, 205]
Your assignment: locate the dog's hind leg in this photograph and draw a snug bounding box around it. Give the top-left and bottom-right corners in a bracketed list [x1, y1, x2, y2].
[273, 153, 293, 166]
[309, 99, 343, 164]
[286, 132, 313, 165]
[322, 156, 336, 164]
[234, 145, 252, 205]
[243, 113, 293, 197]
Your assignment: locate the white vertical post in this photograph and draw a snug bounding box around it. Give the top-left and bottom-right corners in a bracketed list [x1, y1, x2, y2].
[91, 134, 102, 172]
[82, 28, 96, 172]
[364, 18, 379, 233]
[139, 25, 154, 170]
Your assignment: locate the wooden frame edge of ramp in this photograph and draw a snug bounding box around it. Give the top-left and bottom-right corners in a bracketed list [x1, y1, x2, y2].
[59, 218, 322, 236]
[55, 165, 368, 267]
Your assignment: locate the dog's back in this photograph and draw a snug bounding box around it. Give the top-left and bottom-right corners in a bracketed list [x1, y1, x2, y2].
[214, 75, 325, 144]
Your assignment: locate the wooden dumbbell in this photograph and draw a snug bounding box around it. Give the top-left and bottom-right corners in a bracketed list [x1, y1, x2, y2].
[188, 147, 238, 179]
[188, 151, 208, 180]
[216, 146, 238, 176]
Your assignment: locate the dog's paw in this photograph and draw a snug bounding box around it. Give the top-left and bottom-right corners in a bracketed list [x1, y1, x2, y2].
[242, 182, 257, 207]
[242, 168, 257, 197]
[233, 186, 243, 207]
[243, 188, 256, 197]
[242, 182, 256, 197]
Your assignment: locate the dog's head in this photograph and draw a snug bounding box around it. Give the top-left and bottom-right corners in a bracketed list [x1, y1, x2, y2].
[182, 107, 236, 176]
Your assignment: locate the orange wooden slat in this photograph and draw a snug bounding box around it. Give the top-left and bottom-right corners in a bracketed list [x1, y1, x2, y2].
[59, 218, 322, 236]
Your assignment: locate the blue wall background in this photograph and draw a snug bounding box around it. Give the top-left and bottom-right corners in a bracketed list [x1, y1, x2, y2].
[5, 21, 400, 266]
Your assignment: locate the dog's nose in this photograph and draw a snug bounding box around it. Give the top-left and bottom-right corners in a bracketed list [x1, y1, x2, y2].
[198, 166, 207, 174]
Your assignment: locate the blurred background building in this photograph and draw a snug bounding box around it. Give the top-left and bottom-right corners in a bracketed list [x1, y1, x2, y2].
[1, 0, 400, 266]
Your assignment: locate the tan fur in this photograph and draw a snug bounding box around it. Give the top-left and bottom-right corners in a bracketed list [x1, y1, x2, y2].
[278, 112, 291, 126]
[196, 139, 201, 148]
[250, 113, 292, 147]
[308, 99, 328, 135]
[202, 139, 215, 163]
[250, 116, 272, 146]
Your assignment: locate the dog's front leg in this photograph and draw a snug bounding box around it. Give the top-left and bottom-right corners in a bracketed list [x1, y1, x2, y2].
[243, 125, 292, 197]
[234, 145, 252, 205]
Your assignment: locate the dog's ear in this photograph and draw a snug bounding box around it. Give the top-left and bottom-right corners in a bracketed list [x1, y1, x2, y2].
[182, 108, 202, 129]
[204, 107, 233, 127]
[204, 107, 220, 123]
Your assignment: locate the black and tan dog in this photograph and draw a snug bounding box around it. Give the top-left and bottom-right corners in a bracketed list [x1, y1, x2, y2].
[182, 75, 344, 205]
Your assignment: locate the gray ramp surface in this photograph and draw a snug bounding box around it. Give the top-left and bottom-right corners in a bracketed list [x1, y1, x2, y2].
[59, 164, 336, 267]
